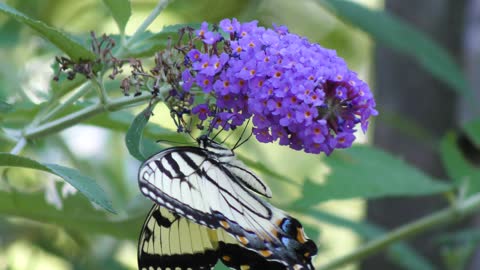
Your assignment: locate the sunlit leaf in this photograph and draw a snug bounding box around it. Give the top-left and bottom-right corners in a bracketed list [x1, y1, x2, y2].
[0, 153, 115, 213]
[124, 24, 201, 58]
[318, 0, 468, 95]
[102, 0, 131, 33]
[294, 145, 451, 207]
[0, 3, 95, 61]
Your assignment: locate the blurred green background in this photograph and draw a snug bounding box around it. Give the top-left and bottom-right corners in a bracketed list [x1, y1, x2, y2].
[2, 0, 479, 270]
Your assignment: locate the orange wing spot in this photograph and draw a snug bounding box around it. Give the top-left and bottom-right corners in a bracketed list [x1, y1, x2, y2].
[237, 236, 249, 245]
[240, 265, 250, 270]
[297, 227, 308, 244]
[259, 249, 272, 257]
[220, 220, 230, 229]
[222, 255, 231, 262]
[304, 252, 310, 258]
[275, 218, 284, 227]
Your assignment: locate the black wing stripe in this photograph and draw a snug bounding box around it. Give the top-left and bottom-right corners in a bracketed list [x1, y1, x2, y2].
[201, 165, 271, 219]
[179, 151, 206, 176]
[224, 162, 270, 196]
[154, 159, 173, 179]
[138, 206, 219, 270]
[165, 153, 186, 178]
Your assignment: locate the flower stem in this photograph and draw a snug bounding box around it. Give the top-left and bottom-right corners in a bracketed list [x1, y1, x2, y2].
[23, 87, 168, 140]
[39, 82, 93, 123]
[10, 138, 27, 155]
[124, 0, 172, 48]
[93, 76, 109, 104]
[317, 193, 480, 270]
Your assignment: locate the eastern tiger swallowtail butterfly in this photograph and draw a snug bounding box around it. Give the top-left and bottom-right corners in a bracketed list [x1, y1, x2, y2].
[138, 135, 317, 269]
[138, 204, 288, 270]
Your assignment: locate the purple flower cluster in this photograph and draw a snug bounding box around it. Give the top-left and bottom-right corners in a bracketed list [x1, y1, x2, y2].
[182, 19, 377, 154]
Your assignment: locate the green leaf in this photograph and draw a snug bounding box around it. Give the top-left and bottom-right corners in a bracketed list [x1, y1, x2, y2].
[295, 145, 451, 207]
[240, 153, 299, 187]
[214, 264, 230, 270]
[463, 118, 480, 147]
[125, 107, 162, 161]
[0, 18, 21, 47]
[0, 188, 143, 240]
[307, 209, 436, 270]
[440, 132, 480, 195]
[319, 0, 468, 95]
[0, 153, 115, 213]
[0, 3, 95, 61]
[102, 0, 131, 33]
[125, 24, 201, 58]
[0, 100, 13, 113]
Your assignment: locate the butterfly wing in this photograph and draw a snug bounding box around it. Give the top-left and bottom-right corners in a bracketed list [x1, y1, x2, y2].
[138, 204, 218, 270]
[138, 205, 291, 270]
[138, 146, 317, 269]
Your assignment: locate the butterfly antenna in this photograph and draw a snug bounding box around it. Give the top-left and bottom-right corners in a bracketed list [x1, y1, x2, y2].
[212, 113, 238, 141]
[233, 118, 251, 149]
[221, 129, 235, 144]
[233, 129, 253, 150]
[187, 130, 196, 142]
[211, 124, 224, 141]
[205, 106, 219, 139]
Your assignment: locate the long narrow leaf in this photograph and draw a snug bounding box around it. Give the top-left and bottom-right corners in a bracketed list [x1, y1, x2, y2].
[294, 145, 451, 208]
[0, 153, 115, 213]
[318, 0, 468, 95]
[102, 0, 131, 33]
[0, 3, 94, 61]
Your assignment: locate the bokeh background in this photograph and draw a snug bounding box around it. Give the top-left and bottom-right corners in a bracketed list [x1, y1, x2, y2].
[1, 0, 479, 270]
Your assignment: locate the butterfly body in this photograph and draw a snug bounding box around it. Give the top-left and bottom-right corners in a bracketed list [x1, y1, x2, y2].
[138, 136, 317, 269]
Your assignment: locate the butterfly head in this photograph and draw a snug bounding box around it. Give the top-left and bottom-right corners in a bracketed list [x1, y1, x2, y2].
[197, 135, 229, 150]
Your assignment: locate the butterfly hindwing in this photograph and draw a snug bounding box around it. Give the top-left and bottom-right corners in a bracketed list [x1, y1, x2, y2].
[138, 205, 300, 270]
[138, 205, 218, 270]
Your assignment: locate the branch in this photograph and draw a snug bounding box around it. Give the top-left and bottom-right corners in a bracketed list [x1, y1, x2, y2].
[317, 193, 480, 270]
[124, 0, 172, 49]
[23, 90, 165, 140]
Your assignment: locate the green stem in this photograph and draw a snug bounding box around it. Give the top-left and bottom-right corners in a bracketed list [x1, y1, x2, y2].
[124, 0, 172, 48]
[92, 76, 109, 104]
[317, 193, 480, 270]
[24, 89, 166, 140]
[39, 82, 93, 123]
[10, 138, 27, 155]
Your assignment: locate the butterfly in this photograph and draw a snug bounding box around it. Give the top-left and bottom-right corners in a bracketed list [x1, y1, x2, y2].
[138, 135, 317, 269]
[138, 204, 287, 270]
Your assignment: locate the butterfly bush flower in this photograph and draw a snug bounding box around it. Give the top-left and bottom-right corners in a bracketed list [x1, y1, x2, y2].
[181, 18, 377, 155]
